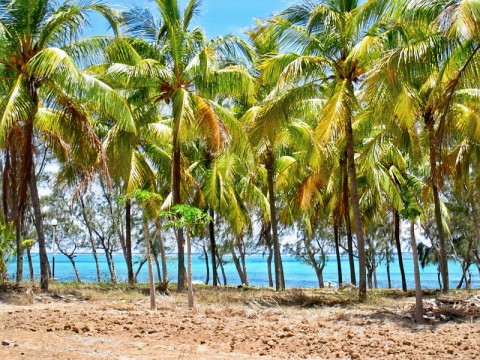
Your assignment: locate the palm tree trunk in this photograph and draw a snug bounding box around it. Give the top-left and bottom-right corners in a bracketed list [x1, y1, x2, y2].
[172, 144, 186, 291]
[334, 222, 342, 285]
[125, 199, 135, 284]
[29, 163, 49, 291]
[264, 222, 274, 287]
[267, 245, 273, 287]
[386, 249, 391, 289]
[342, 155, 356, 285]
[470, 196, 480, 255]
[5, 144, 25, 283]
[208, 207, 219, 286]
[155, 220, 169, 283]
[394, 209, 407, 292]
[427, 117, 449, 293]
[143, 219, 157, 311]
[203, 238, 210, 284]
[15, 216, 23, 283]
[410, 220, 424, 323]
[266, 147, 285, 291]
[345, 117, 367, 301]
[205, 151, 219, 287]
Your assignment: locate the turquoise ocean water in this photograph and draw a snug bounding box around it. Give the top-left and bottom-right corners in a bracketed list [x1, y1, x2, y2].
[7, 253, 479, 289]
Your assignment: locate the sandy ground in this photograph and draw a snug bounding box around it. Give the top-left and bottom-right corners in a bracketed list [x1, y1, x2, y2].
[0, 290, 479, 360]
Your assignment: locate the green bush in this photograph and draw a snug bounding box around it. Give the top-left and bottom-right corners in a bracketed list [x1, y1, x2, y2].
[0, 222, 15, 283]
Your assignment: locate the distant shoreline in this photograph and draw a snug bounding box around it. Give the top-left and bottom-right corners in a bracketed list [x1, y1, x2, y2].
[7, 253, 479, 290]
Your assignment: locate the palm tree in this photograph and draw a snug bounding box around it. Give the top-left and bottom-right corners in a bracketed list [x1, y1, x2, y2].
[364, 0, 480, 293]
[110, 0, 253, 291]
[266, 0, 391, 300]
[0, 0, 131, 290]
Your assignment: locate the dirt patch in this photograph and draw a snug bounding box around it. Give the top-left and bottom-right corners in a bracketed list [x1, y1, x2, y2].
[0, 288, 479, 359]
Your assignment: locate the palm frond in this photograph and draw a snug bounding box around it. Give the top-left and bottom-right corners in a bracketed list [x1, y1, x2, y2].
[0, 75, 34, 146]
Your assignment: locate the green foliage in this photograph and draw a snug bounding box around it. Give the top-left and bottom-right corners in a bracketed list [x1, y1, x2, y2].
[120, 189, 163, 205]
[160, 205, 212, 231]
[0, 222, 15, 283]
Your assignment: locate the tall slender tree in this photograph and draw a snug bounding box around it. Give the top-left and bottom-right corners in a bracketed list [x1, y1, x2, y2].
[0, 0, 131, 290]
[112, 0, 253, 291]
[265, 0, 391, 300]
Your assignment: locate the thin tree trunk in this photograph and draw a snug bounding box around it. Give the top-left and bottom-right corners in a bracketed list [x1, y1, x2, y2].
[27, 246, 34, 281]
[15, 217, 23, 283]
[186, 228, 194, 309]
[205, 152, 219, 286]
[345, 117, 367, 301]
[231, 240, 246, 285]
[427, 117, 449, 293]
[208, 207, 219, 287]
[135, 258, 147, 279]
[470, 196, 480, 259]
[107, 251, 118, 284]
[91, 246, 101, 283]
[155, 220, 169, 283]
[239, 237, 248, 286]
[267, 246, 273, 287]
[334, 222, 342, 285]
[342, 155, 356, 285]
[172, 136, 186, 291]
[79, 197, 102, 283]
[154, 253, 162, 283]
[394, 210, 407, 292]
[265, 222, 274, 287]
[143, 219, 157, 311]
[367, 266, 373, 289]
[457, 235, 474, 289]
[304, 237, 324, 288]
[203, 239, 210, 285]
[266, 147, 285, 291]
[232, 247, 245, 284]
[386, 249, 391, 289]
[456, 273, 464, 289]
[217, 254, 227, 286]
[315, 266, 324, 288]
[66, 255, 81, 282]
[12, 118, 34, 284]
[100, 237, 117, 284]
[29, 163, 49, 291]
[410, 220, 424, 323]
[102, 183, 127, 283]
[104, 250, 115, 283]
[125, 199, 135, 284]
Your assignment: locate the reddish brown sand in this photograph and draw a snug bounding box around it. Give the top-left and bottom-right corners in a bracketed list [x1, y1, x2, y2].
[0, 294, 479, 359]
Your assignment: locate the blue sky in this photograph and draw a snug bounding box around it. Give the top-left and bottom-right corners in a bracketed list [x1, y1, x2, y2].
[88, 0, 292, 38]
